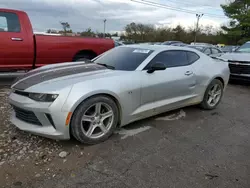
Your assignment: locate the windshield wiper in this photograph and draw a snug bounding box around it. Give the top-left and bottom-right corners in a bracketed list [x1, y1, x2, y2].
[96, 63, 115, 70]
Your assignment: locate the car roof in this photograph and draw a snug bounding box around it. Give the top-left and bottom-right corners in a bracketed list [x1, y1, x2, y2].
[122, 44, 197, 52]
[0, 8, 26, 14]
[164, 41, 181, 42]
[188, 45, 207, 47]
[189, 45, 220, 49]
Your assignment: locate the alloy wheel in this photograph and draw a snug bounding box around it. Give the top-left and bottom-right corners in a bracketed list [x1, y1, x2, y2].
[81, 102, 114, 139]
[207, 84, 222, 107]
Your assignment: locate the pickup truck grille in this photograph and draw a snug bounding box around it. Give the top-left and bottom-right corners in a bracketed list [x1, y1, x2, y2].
[229, 63, 250, 74]
[13, 106, 42, 126]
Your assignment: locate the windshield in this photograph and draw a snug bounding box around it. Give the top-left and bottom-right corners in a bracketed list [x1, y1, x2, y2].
[222, 46, 233, 50]
[236, 43, 250, 53]
[94, 47, 153, 71]
[187, 46, 204, 52]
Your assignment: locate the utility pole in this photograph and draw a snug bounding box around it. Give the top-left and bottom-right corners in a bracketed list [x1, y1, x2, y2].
[194, 14, 203, 43]
[103, 19, 107, 38]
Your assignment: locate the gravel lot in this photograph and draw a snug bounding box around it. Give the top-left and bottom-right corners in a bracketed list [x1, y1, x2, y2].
[0, 83, 250, 188]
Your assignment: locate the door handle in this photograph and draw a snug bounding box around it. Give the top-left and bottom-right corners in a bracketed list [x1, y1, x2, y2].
[11, 37, 23, 41]
[185, 71, 193, 76]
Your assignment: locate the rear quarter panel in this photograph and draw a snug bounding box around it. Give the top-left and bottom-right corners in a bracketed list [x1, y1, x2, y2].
[192, 53, 230, 100]
[35, 35, 114, 66]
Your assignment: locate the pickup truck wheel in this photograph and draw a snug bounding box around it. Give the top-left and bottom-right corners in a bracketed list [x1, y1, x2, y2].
[73, 53, 95, 62]
[71, 96, 119, 144]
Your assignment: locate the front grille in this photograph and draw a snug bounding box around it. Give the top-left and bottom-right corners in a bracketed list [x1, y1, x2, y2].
[13, 106, 42, 126]
[229, 63, 250, 74]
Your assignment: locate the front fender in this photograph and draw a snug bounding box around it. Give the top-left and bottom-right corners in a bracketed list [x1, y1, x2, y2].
[62, 86, 122, 114]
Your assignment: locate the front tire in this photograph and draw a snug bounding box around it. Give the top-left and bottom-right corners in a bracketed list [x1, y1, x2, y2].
[200, 79, 224, 110]
[71, 96, 119, 144]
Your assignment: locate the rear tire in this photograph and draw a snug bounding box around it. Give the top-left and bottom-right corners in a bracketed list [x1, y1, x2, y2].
[71, 96, 119, 144]
[200, 79, 224, 110]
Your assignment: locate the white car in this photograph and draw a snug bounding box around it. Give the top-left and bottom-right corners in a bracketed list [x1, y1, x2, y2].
[219, 41, 250, 81]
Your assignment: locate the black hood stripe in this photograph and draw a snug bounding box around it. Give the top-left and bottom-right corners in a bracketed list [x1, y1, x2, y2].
[16, 62, 88, 81]
[13, 63, 106, 90]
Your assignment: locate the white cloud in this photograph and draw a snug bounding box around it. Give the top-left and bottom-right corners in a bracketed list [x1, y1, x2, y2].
[0, 0, 229, 32]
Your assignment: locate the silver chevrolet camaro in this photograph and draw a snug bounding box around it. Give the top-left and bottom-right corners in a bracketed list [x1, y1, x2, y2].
[9, 45, 230, 144]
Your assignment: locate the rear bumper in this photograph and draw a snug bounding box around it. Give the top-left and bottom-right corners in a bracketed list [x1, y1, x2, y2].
[9, 92, 71, 140]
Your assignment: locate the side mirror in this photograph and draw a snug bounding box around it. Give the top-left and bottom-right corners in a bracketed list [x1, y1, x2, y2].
[147, 62, 166, 73]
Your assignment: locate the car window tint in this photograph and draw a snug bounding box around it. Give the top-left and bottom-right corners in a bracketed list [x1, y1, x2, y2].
[211, 48, 220, 54]
[94, 47, 153, 71]
[187, 51, 200, 64]
[0, 12, 21, 32]
[0, 16, 7, 32]
[145, 50, 190, 69]
[114, 41, 122, 47]
[204, 48, 211, 55]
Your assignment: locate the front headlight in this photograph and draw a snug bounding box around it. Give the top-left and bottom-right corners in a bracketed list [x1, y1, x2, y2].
[29, 93, 58, 102]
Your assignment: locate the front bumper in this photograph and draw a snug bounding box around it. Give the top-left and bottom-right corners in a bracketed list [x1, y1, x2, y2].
[229, 62, 250, 82]
[9, 92, 71, 140]
[230, 73, 250, 82]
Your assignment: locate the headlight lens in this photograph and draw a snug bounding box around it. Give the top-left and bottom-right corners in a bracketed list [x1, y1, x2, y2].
[29, 93, 58, 102]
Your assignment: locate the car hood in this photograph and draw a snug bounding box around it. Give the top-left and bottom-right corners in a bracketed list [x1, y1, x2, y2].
[12, 62, 114, 91]
[220, 52, 250, 62]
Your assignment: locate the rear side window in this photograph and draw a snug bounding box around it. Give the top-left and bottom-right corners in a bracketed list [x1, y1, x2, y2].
[163, 51, 188, 67]
[145, 50, 191, 69]
[187, 51, 200, 64]
[0, 12, 21, 32]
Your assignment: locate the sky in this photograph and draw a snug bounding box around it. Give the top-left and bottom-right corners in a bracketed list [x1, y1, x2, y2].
[0, 0, 229, 33]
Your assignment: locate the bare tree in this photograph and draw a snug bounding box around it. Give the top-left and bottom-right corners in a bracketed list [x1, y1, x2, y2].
[60, 22, 70, 36]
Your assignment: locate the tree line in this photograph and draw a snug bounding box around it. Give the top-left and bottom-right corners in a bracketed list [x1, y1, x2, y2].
[120, 0, 250, 45]
[46, 0, 249, 45]
[121, 23, 228, 44]
[47, 22, 118, 38]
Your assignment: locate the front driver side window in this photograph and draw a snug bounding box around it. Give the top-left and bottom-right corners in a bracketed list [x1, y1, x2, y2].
[144, 50, 189, 69]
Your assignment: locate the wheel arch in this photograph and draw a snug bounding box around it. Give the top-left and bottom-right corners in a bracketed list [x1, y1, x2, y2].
[200, 76, 225, 110]
[73, 49, 98, 61]
[214, 76, 225, 88]
[69, 92, 123, 128]
[201, 76, 226, 102]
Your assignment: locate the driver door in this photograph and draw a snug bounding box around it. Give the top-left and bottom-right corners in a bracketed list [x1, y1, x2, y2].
[140, 50, 198, 116]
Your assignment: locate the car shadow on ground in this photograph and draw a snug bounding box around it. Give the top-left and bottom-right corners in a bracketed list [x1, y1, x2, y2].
[62, 105, 202, 147]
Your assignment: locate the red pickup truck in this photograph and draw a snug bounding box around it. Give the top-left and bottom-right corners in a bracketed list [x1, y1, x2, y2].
[0, 9, 115, 72]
